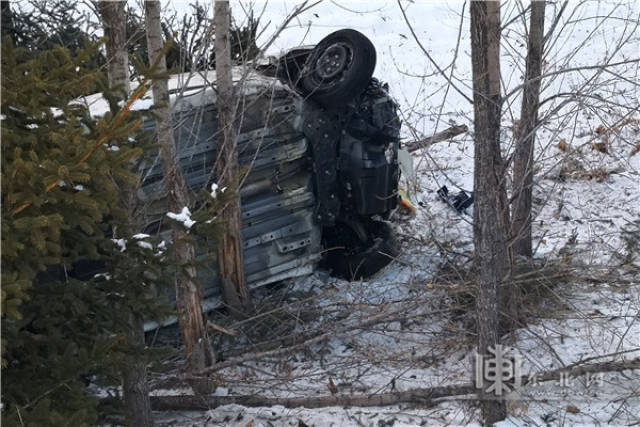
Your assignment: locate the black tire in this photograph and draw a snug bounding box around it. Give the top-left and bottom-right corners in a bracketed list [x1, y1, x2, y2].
[323, 218, 398, 281]
[300, 29, 376, 109]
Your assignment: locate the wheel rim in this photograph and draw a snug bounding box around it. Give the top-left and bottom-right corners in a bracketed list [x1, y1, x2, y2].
[312, 42, 352, 83]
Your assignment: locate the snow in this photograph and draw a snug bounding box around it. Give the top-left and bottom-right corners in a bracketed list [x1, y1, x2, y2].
[210, 183, 219, 199]
[130, 98, 154, 111]
[112, 238, 126, 252]
[210, 182, 227, 199]
[80, 92, 111, 118]
[137, 241, 154, 250]
[166, 207, 196, 229]
[95, 2, 637, 425]
[133, 233, 151, 240]
[83, 68, 285, 118]
[214, 387, 229, 397]
[107, 145, 120, 152]
[50, 107, 63, 118]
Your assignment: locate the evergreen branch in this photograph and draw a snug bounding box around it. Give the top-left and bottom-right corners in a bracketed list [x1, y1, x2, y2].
[10, 39, 175, 217]
[11, 83, 151, 217]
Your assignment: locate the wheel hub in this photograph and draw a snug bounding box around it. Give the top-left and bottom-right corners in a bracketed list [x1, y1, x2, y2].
[315, 43, 350, 79]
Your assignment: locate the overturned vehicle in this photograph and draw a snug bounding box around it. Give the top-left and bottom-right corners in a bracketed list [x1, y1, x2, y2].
[135, 30, 403, 311]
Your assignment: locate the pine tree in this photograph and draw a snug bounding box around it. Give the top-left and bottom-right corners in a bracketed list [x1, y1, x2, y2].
[1, 0, 104, 68]
[1, 38, 172, 426]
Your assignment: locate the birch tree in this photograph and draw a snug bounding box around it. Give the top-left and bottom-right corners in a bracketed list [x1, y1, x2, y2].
[469, 1, 508, 423]
[144, 0, 214, 371]
[97, 1, 129, 95]
[511, 1, 546, 258]
[214, 0, 252, 317]
[97, 2, 154, 426]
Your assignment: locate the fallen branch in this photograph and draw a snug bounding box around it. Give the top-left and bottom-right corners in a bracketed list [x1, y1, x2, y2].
[191, 306, 447, 378]
[126, 358, 640, 412]
[217, 300, 437, 361]
[405, 124, 468, 153]
[217, 309, 351, 360]
[149, 303, 444, 391]
[150, 383, 473, 411]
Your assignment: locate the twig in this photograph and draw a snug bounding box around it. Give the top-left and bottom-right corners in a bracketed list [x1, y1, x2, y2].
[189, 306, 445, 378]
[396, 0, 473, 105]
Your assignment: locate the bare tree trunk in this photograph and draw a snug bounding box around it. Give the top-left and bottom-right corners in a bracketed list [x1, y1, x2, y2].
[214, 0, 252, 318]
[511, 1, 546, 258]
[97, 1, 130, 95]
[144, 0, 214, 372]
[470, 1, 508, 424]
[122, 314, 153, 427]
[1, 2, 14, 40]
[98, 2, 152, 426]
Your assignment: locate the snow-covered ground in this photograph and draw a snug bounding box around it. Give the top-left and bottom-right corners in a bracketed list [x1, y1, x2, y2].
[153, 1, 640, 426]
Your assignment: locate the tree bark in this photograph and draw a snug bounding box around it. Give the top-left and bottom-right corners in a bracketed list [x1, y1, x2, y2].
[98, 3, 152, 426]
[97, 1, 130, 95]
[470, 1, 508, 424]
[511, 1, 546, 258]
[144, 0, 214, 373]
[1, 2, 14, 40]
[122, 314, 153, 427]
[214, 0, 252, 318]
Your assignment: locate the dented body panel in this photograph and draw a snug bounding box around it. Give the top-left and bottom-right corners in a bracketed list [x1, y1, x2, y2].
[136, 73, 324, 303]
